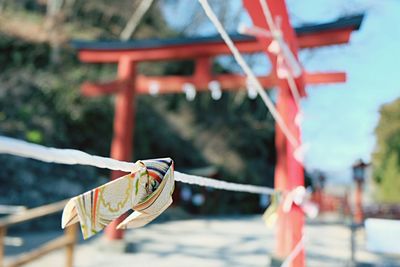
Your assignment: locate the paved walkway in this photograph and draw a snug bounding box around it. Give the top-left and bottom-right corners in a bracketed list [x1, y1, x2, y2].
[4, 215, 399, 267]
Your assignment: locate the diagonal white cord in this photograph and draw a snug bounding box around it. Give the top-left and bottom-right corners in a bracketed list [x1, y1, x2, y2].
[258, 0, 277, 33]
[0, 136, 276, 195]
[120, 0, 155, 41]
[258, 0, 302, 78]
[286, 71, 302, 108]
[259, 0, 302, 108]
[280, 235, 305, 267]
[198, 0, 298, 147]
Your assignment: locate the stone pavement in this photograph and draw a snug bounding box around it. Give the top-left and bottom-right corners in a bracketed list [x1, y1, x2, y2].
[4, 215, 400, 267]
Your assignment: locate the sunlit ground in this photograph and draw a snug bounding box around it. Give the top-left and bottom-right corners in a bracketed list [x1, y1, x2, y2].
[4, 214, 399, 267]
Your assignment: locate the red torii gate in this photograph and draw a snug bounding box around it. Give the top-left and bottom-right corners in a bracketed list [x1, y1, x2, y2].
[73, 4, 362, 266]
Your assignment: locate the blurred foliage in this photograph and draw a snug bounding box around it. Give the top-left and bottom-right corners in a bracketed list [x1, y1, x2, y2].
[0, 0, 176, 40]
[0, 0, 279, 229]
[373, 97, 400, 203]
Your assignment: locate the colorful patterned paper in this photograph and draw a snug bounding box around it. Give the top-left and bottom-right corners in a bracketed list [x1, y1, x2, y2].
[262, 193, 280, 228]
[61, 158, 174, 239]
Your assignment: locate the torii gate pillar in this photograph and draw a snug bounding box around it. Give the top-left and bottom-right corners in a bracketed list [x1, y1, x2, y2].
[243, 1, 305, 266]
[105, 56, 136, 240]
[275, 82, 305, 266]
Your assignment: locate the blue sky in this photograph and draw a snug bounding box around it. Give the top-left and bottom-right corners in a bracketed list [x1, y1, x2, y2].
[162, 0, 400, 183]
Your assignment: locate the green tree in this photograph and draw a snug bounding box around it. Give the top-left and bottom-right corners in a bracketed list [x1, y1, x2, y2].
[373, 97, 400, 203]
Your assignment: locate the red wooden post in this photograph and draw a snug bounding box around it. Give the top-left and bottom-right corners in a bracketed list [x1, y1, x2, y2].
[282, 81, 305, 266]
[194, 57, 212, 88]
[275, 82, 305, 266]
[243, 1, 305, 266]
[274, 85, 290, 256]
[105, 56, 136, 240]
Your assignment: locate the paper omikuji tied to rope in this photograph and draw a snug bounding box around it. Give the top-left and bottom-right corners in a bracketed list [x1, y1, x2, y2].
[61, 158, 174, 239]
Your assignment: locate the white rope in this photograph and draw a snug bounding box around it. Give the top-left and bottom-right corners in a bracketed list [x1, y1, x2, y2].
[286, 71, 302, 108]
[0, 136, 136, 172]
[259, 0, 301, 75]
[120, 0, 155, 41]
[259, 0, 302, 108]
[197, 0, 298, 147]
[280, 235, 305, 267]
[174, 171, 275, 195]
[0, 136, 276, 195]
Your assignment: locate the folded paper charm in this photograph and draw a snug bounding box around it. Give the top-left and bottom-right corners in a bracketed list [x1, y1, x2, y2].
[61, 158, 174, 239]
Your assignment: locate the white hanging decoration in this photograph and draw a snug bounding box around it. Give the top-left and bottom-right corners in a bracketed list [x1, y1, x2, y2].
[293, 143, 309, 164]
[276, 55, 291, 79]
[268, 41, 290, 79]
[282, 185, 319, 219]
[267, 39, 281, 54]
[301, 201, 319, 219]
[182, 83, 196, 101]
[149, 81, 160, 96]
[237, 23, 248, 35]
[208, 80, 222, 100]
[246, 77, 258, 99]
[294, 112, 304, 127]
[282, 186, 306, 213]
